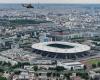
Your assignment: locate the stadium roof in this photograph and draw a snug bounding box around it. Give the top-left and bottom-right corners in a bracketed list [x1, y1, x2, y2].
[32, 41, 91, 54]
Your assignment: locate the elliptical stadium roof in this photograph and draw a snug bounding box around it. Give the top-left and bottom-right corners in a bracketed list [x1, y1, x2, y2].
[32, 41, 91, 54]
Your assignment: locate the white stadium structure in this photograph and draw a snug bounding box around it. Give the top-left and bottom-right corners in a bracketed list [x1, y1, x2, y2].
[32, 41, 91, 59]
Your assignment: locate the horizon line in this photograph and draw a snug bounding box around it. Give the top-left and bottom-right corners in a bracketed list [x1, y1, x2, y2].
[0, 3, 100, 4]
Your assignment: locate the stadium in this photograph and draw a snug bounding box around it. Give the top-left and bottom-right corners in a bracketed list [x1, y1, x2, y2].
[32, 41, 91, 59]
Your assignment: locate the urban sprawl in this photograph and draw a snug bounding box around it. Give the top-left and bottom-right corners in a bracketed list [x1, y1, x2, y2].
[0, 5, 100, 80]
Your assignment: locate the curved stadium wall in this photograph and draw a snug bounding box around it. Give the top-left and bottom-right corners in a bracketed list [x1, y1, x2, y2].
[32, 41, 91, 59]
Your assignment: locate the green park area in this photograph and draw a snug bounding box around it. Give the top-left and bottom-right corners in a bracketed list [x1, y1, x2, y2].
[0, 19, 52, 27]
[81, 58, 100, 69]
[9, 19, 52, 25]
[87, 58, 100, 64]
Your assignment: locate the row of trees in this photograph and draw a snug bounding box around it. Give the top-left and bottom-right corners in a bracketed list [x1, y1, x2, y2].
[10, 19, 51, 25]
[0, 77, 7, 80]
[33, 65, 89, 80]
[76, 72, 89, 80]
[46, 72, 89, 80]
[0, 61, 11, 67]
[12, 62, 30, 69]
[33, 65, 65, 72]
[48, 66, 65, 72]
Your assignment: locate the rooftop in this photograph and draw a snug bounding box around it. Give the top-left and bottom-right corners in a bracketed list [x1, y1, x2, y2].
[32, 41, 91, 54]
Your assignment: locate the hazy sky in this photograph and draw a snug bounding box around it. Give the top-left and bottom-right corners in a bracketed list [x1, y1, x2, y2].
[0, 0, 99, 4]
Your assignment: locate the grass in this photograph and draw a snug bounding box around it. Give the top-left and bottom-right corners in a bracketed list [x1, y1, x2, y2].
[87, 58, 100, 64]
[47, 44, 74, 49]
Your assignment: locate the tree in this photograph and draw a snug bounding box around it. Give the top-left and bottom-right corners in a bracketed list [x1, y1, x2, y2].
[55, 66, 65, 72]
[39, 73, 41, 76]
[56, 73, 60, 77]
[2, 61, 7, 66]
[52, 60, 57, 65]
[0, 68, 4, 73]
[70, 67, 73, 71]
[0, 61, 2, 65]
[33, 66, 38, 71]
[22, 62, 30, 65]
[53, 73, 56, 77]
[83, 65, 87, 70]
[7, 62, 11, 67]
[48, 67, 55, 70]
[64, 73, 71, 80]
[14, 71, 21, 75]
[47, 73, 52, 77]
[81, 72, 89, 80]
[92, 64, 97, 68]
[0, 77, 7, 80]
[35, 73, 38, 77]
[76, 72, 89, 80]
[97, 62, 100, 67]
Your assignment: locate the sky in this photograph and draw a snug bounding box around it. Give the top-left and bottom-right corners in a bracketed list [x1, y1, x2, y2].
[0, 0, 99, 4]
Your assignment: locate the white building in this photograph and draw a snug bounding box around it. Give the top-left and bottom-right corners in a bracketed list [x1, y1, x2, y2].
[39, 32, 52, 42]
[18, 72, 30, 80]
[31, 59, 53, 65]
[57, 62, 84, 70]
